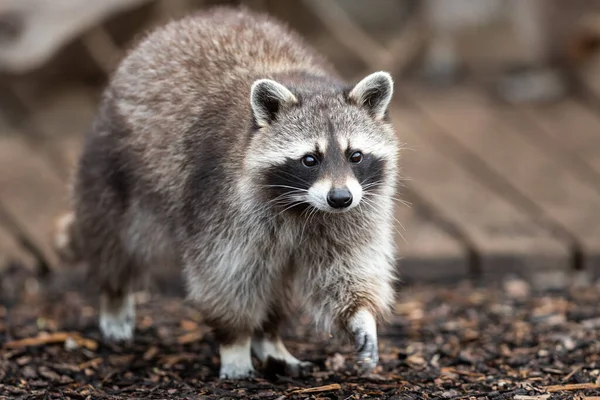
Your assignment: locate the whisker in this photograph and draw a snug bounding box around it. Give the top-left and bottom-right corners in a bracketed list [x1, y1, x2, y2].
[260, 184, 309, 192]
[360, 197, 407, 243]
[299, 205, 318, 243]
[270, 200, 306, 220]
[363, 192, 412, 208]
[264, 192, 305, 207]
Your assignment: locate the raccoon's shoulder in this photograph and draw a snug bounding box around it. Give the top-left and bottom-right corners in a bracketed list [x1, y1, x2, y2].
[106, 6, 334, 144]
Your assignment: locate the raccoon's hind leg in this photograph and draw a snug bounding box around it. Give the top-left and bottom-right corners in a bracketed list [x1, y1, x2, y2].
[94, 251, 138, 342]
[99, 289, 135, 341]
[251, 308, 314, 378]
[55, 212, 135, 341]
[86, 231, 140, 342]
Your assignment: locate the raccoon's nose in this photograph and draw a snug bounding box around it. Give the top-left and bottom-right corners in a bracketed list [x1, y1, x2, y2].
[327, 188, 353, 209]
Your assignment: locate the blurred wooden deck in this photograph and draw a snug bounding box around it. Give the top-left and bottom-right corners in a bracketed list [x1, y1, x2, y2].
[1, 79, 600, 288]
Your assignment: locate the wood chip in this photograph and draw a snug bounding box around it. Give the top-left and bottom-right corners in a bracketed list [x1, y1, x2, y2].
[160, 354, 196, 368]
[441, 367, 485, 378]
[3, 332, 97, 350]
[143, 346, 159, 360]
[514, 395, 550, 400]
[37, 366, 61, 381]
[78, 357, 103, 370]
[180, 319, 198, 331]
[562, 365, 583, 382]
[289, 384, 342, 394]
[176, 330, 204, 345]
[545, 382, 600, 392]
[72, 337, 98, 351]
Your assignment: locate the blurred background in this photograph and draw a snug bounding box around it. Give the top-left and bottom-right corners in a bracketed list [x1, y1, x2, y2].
[2, 0, 600, 298]
[4, 3, 600, 397]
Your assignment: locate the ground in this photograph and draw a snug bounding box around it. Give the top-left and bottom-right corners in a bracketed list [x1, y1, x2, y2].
[2, 269, 600, 399]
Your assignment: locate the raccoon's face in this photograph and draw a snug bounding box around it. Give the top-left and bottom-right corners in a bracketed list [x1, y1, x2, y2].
[247, 71, 398, 214]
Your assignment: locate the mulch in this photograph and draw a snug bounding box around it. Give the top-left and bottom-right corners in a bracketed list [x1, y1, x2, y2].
[2, 267, 600, 399]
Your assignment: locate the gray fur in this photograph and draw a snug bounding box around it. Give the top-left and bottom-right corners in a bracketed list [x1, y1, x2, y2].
[64, 6, 400, 379]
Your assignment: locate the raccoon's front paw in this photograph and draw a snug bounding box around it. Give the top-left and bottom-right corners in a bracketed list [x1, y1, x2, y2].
[354, 331, 379, 372]
[219, 339, 256, 379]
[219, 364, 257, 380]
[99, 312, 134, 342]
[349, 309, 379, 373]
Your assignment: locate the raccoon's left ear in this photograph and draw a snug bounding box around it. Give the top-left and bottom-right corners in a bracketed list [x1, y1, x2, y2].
[250, 79, 298, 128]
[348, 71, 394, 120]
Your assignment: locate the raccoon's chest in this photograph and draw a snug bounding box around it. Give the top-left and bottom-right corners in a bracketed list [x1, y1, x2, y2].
[292, 221, 370, 266]
[208, 215, 295, 268]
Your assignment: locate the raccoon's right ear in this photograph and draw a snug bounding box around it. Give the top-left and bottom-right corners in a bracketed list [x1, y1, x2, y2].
[348, 71, 394, 120]
[250, 79, 298, 128]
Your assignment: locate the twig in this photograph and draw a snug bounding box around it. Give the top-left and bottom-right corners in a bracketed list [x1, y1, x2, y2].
[176, 330, 204, 344]
[562, 365, 582, 382]
[514, 395, 550, 400]
[545, 383, 600, 392]
[289, 383, 342, 394]
[441, 367, 485, 378]
[3, 331, 98, 350]
[78, 357, 103, 370]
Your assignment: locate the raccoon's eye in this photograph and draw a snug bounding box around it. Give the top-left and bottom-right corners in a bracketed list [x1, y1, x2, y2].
[349, 151, 363, 164]
[302, 154, 318, 167]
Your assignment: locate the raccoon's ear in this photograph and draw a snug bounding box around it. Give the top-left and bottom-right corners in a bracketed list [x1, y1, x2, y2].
[348, 71, 394, 120]
[250, 79, 298, 128]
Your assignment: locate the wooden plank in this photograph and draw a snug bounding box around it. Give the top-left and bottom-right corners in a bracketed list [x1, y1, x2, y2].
[390, 101, 570, 288]
[518, 99, 600, 190]
[394, 192, 468, 283]
[0, 116, 70, 269]
[405, 85, 600, 277]
[25, 85, 97, 181]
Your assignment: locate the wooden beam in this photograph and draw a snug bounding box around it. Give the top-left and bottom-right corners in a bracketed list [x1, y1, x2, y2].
[0, 116, 70, 271]
[405, 85, 600, 278]
[394, 191, 469, 284]
[390, 99, 570, 288]
[518, 99, 600, 193]
[23, 85, 98, 182]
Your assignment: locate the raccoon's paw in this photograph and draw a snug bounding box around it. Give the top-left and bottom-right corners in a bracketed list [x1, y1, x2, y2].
[99, 311, 135, 342]
[219, 340, 256, 380]
[252, 336, 315, 377]
[350, 309, 379, 373]
[354, 331, 379, 373]
[99, 293, 135, 342]
[219, 364, 256, 380]
[264, 357, 316, 378]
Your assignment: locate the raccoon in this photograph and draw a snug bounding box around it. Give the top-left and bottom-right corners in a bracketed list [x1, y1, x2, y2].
[63, 6, 400, 379]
